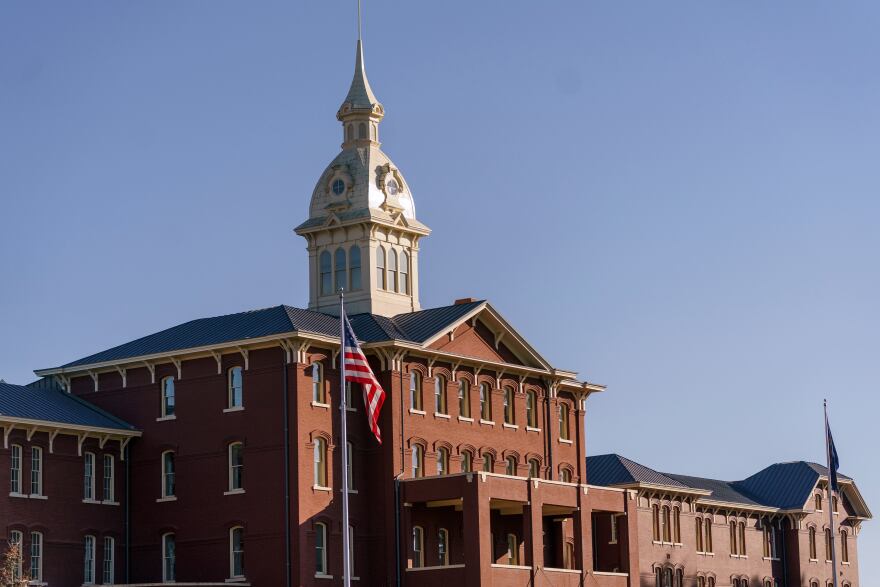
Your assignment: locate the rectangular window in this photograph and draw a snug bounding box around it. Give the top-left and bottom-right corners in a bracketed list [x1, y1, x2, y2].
[229, 443, 244, 491]
[610, 514, 618, 544]
[412, 526, 424, 568]
[162, 376, 175, 417]
[315, 523, 327, 575]
[103, 455, 115, 502]
[162, 452, 175, 498]
[84, 452, 95, 500]
[163, 534, 176, 581]
[228, 366, 243, 408]
[10, 444, 22, 494]
[84, 535, 96, 584]
[230, 527, 244, 578]
[9, 531, 22, 581]
[30, 447, 42, 496]
[30, 531, 43, 581]
[103, 537, 115, 584]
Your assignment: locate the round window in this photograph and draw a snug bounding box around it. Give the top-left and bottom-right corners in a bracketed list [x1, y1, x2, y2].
[386, 178, 399, 196]
[331, 179, 345, 196]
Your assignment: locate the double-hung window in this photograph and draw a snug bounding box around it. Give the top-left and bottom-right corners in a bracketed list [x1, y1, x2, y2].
[161, 376, 175, 418]
[103, 536, 115, 584]
[230, 527, 245, 579]
[8, 531, 22, 581]
[30, 531, 43, 581]
[315, 523, 328, 575]
[458, 379, 470, 418]
[10, 444, 22, 494]
[84, 452, 96, 501]
[162, 451, 175, 498]
[162, 533, 176, 581]
[84, 535, 96, 584]
[103, 454, 115, 502]
[229, 442, 244, 492]
[30, 447, 42, 496]
[228, 366, 243, 409]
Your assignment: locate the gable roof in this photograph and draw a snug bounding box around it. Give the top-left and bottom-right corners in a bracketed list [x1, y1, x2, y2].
[39, 301, 490, 373]
[735, 461, 851, 510]
[586, 454, 689, 489]
[0, 381, 136, 432]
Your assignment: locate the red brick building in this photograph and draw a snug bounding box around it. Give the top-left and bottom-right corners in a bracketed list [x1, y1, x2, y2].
[1, 39, 871, 587]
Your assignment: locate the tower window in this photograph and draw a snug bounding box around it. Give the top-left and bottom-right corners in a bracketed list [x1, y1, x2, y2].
[400, 251, 410, 294]
[505, 455, 517, 475]
[349, 246, 362, 290]
[377, 246, 386, 290]
[559, 402, 570, 440]
[312, 362, 325, 404]
[346, 124, 353, 142]
[409, 371, 422, 411]
[320, 250, 332, 295]
[332, 179, 345, 195]
[411, 444, 424, 478]
[358, 122, 367, 139]
[315, 522, 328, 575]
[389, 249, 398, 292]
[314, 438, 328, 488]
[335, 248, 347, 292]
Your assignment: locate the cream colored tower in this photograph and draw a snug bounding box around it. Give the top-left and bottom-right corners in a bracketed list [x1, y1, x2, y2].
[296, 41, 430, 317]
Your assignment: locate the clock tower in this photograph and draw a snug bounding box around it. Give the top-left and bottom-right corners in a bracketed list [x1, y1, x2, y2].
[295, 41, 430, 317]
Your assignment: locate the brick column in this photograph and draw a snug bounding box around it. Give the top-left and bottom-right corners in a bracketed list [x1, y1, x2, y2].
[525, 479, 544, 579]
[623, 490, 640, 587]
[463, 474, 492, 586]
[575, 486, 593, 576]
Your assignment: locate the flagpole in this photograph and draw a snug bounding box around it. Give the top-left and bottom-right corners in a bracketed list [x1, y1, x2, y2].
[824, 400, 839, 587]
[340, 289, 351, 587]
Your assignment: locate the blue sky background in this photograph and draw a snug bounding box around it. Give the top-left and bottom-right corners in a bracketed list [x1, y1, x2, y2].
[1, 1, 878, 579]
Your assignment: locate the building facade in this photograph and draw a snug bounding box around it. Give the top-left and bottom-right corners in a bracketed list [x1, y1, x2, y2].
[1, 37, 871, 587]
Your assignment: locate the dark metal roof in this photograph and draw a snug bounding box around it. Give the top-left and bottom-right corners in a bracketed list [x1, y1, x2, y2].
[0, 381, 136, 432]
[586, 454, 688, 488]
[49, 301, 487, 371]
[665, 473, 762, 507]
[735, 462, 849, 510]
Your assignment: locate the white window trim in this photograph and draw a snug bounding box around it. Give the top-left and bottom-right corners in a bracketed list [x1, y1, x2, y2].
[161, 376, 175, 419]
[84, 534, 97, 585]
[228, 366, 244, 410]
[103, 454, 115, 503]
[84, 451, 96, 501]
[103, 536, 115, 585]
[30, 530, 44, 582]
[30, 446, 43, 497]
[229, 526, 245, 579]
[315, 523, 329, 576]
[228, 442, 244, 492]
[161, 450, 175, 499]
[162, 532, 176, 582]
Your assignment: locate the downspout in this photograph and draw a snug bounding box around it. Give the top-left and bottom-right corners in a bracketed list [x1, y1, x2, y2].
[283, 355, 292, 587]
[780, 518, 788, 587]
[125, 442, 131, 583]
[544, 384, 553, 478]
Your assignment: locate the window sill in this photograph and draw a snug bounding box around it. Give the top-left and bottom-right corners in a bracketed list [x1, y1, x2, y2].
[8, 492, 28, 499]
[697, 551, 715, 556]
[503, 423, 518, 429]
[29, 494, 48, 500]
[223, 406, 245, 413]
[458, 416, 474, 423]
[809, 558, 818, 563]
[313, 485, 332, 493]
[729, 554, 748, 559]
[842, 562, 850, 566]
[346, 489, 358, 494]
[409, 408, 426, 416]
[434, 413, 450, 419]
[559, 438, 573, 445]
[762, 556, 780, 561]
[311, 401, 330, 409]
[526, 426, 541, 433]
[479, 419, 495, 426]
[101, 500, 120, 506]
[225, 578, 248, 583]
[82, 498, 101, 504]
[156, 415, 177, 422]
[224, 489, 246, 496]
[156, 496, 177, 503]
[315, 573, 334, 580]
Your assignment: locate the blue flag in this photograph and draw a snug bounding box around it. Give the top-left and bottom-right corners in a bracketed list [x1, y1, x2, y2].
[826, 416, 840, 492]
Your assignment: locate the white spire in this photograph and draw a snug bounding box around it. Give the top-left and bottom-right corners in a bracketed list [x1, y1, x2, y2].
[340, 40, 381, 113]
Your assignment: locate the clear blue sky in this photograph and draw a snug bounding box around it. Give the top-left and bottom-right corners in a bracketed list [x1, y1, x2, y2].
[1, 1, 878, 579]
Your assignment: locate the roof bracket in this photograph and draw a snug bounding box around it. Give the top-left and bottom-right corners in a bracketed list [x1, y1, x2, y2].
[278, 340, 293, 364]
[26, 426, 38, 441]
[3, 425, 14, 449]
[331, 348, 340, 370]
[237, 347, 249, 370]
[494, 331, 505, 350]
[211, 351, 222, 375]
[115, 366, 127, 388]
[77, 433, 87, 457]
[48, 429, 59, 454]
[54, 375, 71, 393]
[99, 434, 111, 449]
[88, 370, 99, 392]
[143, 362, 156, 384]
[170, 357, 182, 380]
[427, 358, 436, 378]
[120, 436, 132, 460]
[451, 361, 462, 381]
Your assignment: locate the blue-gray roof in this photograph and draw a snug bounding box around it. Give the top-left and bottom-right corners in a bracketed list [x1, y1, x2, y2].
[588, 454, 852, 511]
[0, 381, 136, 432]
[51, 301, 485, 370]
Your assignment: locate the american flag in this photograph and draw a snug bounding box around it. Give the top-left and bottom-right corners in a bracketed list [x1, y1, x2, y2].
[342, 311, 386, 443]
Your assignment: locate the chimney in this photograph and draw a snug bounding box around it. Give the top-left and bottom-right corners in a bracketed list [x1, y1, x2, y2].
[454, 297, 478, 305]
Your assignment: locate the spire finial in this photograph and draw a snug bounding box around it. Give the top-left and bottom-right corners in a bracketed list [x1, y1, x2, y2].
[357, 0, 362, 42]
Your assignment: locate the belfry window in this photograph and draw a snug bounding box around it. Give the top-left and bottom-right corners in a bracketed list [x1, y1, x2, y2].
[376, 246, 386, 290]
[389, 249, 398, 292]
[559, 402, 570, 440]
[320, 250, 332, 296]
[349, 246, 362, 290]
[400, 251, 410, 295]
[335, 248, 347, 292]
[358, 122, 367, 139]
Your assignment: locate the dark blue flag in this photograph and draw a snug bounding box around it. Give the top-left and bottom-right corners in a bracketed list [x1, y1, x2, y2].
[826, 416, 840, 492]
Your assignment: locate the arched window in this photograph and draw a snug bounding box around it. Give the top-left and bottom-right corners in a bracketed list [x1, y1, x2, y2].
[505, 456, 517, 476]
[315, 522, 328, 575]
[434, 375, 447, 415]
[708, 578, 716, 587]
[161, 376, 175, 417]
[808, 527, 817, 559]
[411, 444, 424, 478]
[482, 452, 494, 473]
[410, 371, 422, 411]
[832, 495, 839, 512]
[229, 442, 244, 491]
[815, 493, 823, 511]
[561, 467, 572, 483]
[479, 383, 492, 421]
[698, 577, 706, 587]
[841, 529, 849, 563]
[663, 567, 673, 587]
[528, 458, 540, 478]
[389, 249, 399, 292]
[438, 528, 449, 566]
[526, 390, 537, 428]
[9, 444, 22, 494]
[320, 250, 332, 295]
[458, 379, 470, 418]
[31, 531, 44, 582]
[412, 526, 424, 568]
[810, 582, 819, 587]
[311, 362, 325, 403]
[314, 438, 328, 488]
[506, 533, 519, 565]
[228, 366, 243, 409]
[824, 528, 832, 561]
[763, 521, 776, 558]
[729, 521, 738, 555]
[358, 122, 367, 139]
[461, 451, 473, 473]
[652, 505, 661, 541]
[696, 517, 704, 552]
[230, 527, 244, 579]
[676, 569, 684, 587]
[436, 447, 449, 476]
[83, 451, 96, 499]
[655, 568, 662, 587]
[739, 522, 746, 556]
[8, 530, 22, 581]
[400, 251, 410, 294]
[162, 533, 175, 582]
[349, 246, 362, 290]
[346, 124, 353, 142]
[661, 506, 671, 542]
[376, 246, 386, 290]
[503, 386, 515, 425]
[162, 451, 175, 498]
[334, 248, 347, 292]
[705, 516, 714, 553]
[84, 534, 97, 584]
[673, 506, 681, 543]
[346, 441, 354, 490]
[559, 402, 570, 440]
